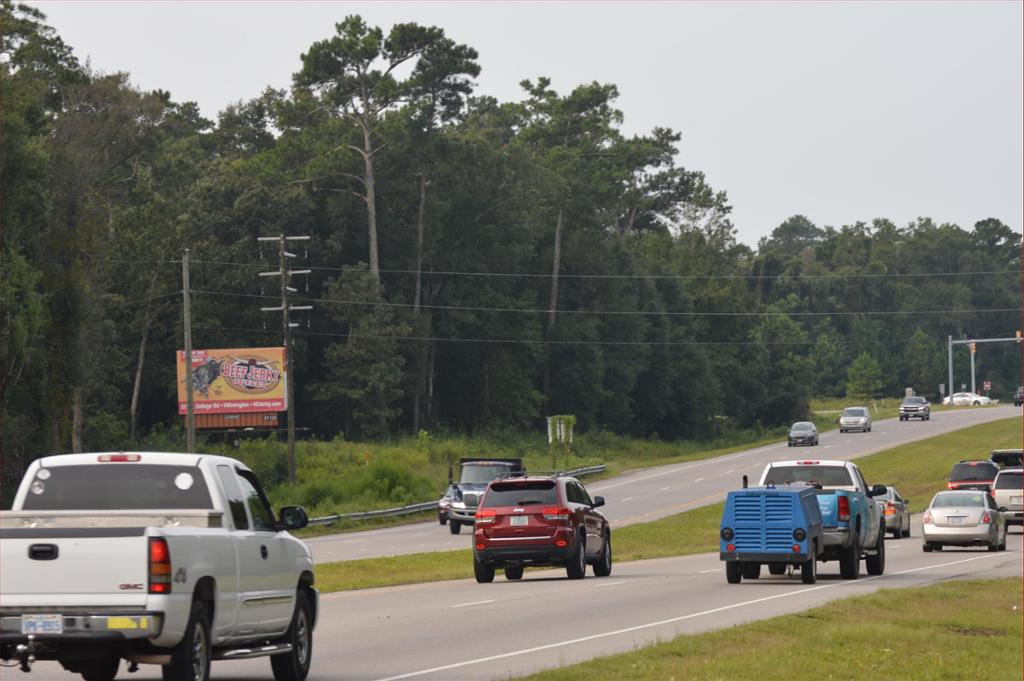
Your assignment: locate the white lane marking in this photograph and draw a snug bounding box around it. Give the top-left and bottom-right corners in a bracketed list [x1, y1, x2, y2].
[593, 580, 627, 588]
[698, 569, 719, 574]
[725, 469, 735, 474]
[450, 599, 496, 609]
[621, 497, 634, 502]
[371, 553, 1004, 681]
[694, 478, 705, 482]
[659, 486, 672, 492]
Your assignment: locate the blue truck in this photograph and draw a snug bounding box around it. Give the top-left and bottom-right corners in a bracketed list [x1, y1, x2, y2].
[758, 459, 887, 579]
[719, 482, 824, 584]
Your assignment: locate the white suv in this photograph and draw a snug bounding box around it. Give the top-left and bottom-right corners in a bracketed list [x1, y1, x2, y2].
[992, 467, 1023, 525]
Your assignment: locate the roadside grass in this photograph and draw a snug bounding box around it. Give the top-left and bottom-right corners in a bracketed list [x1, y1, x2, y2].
[312, 416, 1020, 593]
[512, 578, 1023, 681]
[855, 416, 1023, 512]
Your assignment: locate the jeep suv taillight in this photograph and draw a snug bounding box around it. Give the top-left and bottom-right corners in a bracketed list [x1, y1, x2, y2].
[148, 538, 172, 594]
[475, 509, 497, 524]
[543, 507, 571, 522]
[837, 496, 851, 522]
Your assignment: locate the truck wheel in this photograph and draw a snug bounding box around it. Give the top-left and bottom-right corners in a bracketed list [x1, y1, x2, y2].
[740, 563, 760, 579]
[449, 519, 462, 535]
[866, 524, 885, 575]
[439, 514, 447, 525]
[78, 655, 121, 681]
[922, 543, 933, 552]
[162, 601, 211, 681]
[726, 561, 742, 584]
[565, 535, 587, 580]
[473, 556, 495, 583]
[768, 562, 786, 575]
[504, 566, 524, 581]
[593, 532, 613, 577]
[839, 534, 860, 580]
[801, 546, 817, 584]
[271, 590, 313, 681]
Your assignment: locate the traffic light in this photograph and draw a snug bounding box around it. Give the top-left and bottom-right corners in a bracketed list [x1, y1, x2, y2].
[1016, 330, 1022, 344]
[970, 342, 976, 354]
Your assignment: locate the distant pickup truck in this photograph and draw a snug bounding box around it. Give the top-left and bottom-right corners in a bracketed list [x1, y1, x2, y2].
[759, 459, 887, 579]
[0, 452, 316, 681]
[444, 458, 524, 534]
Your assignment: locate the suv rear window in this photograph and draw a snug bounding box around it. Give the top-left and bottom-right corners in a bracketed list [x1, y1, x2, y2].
[482, 481, 557, 507]
[764, 466, 853, 487]
[950, 462, 999, 482]
[22, 464, 213, 510]
[994, 472, 1023, 490]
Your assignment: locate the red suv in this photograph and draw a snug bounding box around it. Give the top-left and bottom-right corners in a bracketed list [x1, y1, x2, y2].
[472, 475, 612, 582]
[947, 460, 1000, 492]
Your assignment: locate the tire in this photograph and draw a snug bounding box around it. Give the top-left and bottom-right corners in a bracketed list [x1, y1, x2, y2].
[973, 401, 980, 406]
[449, 519, 462, 535]
[788, 442, 793, 447]
[726, 561, 742, 584]
[1000, 532, 1007, 551]
[592, 532, 612, 577]
[768, 562, 786, 575]
[801, 547, 817, 585]
[162, 601, 211, 681]
[473, 556, 495, 583]
[988, 540, 998, 552]
[504, 565, 524, 580]
[740, 563, 761, 580]
[922, 542, 933, 552]
[565, 534, 587, 580]
[866, 524, 885, 575]
[439, 514, 447, 526]
[839, 533, 860, 580]
[271, 590, 313, 681]
[79, 656, 120, 681]
[902, 517, 911, 538]
[814, 437, 819, 446]
[840, 429, 846, 434]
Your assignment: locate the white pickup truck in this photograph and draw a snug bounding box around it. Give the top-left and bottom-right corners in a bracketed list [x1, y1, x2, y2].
[0, 452, 317, 681]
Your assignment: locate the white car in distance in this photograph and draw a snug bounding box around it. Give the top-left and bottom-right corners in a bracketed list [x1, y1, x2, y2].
[943, 392, 992, 406]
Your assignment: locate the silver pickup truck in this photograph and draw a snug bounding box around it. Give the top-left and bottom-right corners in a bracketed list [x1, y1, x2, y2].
[0, 452, 317, 681]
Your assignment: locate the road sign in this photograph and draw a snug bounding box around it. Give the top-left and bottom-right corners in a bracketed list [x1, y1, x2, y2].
[983, 380, 992, 391]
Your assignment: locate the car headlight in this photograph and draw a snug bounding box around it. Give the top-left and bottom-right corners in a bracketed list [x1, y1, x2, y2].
[451, 501, 466, 509]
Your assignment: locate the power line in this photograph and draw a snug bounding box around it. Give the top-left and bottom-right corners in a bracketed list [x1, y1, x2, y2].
[187, 258, 1019, 281]
[191, 289, 1017, 318]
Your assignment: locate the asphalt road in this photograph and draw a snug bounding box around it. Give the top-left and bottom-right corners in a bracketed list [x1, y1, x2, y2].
[23, 520, 1023, 681]
[305, 405, 1020, 563]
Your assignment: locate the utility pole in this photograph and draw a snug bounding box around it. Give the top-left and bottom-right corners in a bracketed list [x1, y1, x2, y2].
[182, 249, 195, 453]
[258, 235, 312, 485]
[947, 335, 953, 403]
[970, 342, 977, 395]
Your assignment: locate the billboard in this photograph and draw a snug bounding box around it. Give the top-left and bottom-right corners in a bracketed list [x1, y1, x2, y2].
[176, 347, 286, 415]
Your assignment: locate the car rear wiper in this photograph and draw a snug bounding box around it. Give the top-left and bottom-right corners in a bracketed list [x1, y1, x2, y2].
[517, 499, 544, 505]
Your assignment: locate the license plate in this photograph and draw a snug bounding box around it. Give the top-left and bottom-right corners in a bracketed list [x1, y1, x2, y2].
[510, 515, 528, 526]
[948, 516, 965, 524]
[1012, 497, 1023, 505]
[21, 614, 63, 635]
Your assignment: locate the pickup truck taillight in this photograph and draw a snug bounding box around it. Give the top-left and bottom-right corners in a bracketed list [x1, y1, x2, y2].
[837, 496, 851, 522]
[148, 538, 172, 594]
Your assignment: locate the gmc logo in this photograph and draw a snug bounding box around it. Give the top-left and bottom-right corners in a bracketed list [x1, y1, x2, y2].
[119, 583, 144, 591]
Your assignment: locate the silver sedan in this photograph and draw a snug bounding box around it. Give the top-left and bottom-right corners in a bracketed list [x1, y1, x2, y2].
[877, 486, 912, 538]
[922, 491, 1007, 552]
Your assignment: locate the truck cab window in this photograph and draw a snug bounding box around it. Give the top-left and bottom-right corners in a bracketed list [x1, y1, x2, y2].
[237, 471, 275, 531]
[216, 465, 249, 530]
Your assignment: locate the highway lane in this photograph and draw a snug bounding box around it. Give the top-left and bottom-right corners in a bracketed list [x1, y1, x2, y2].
[23, 519, 1022, 681]
[306, 406, 1020, 563]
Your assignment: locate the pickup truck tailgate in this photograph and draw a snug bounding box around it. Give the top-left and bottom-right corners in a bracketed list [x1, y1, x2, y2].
[816, 494, 840, 527]
[0, 527, 148, 600]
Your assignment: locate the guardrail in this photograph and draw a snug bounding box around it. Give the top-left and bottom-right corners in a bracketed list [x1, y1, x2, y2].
[307, 463, 607, 527]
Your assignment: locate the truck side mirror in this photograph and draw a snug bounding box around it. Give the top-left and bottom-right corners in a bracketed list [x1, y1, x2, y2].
[277, 505, 309, 531]
[869, 484, 888, 497]
[592, 496, 605, 508]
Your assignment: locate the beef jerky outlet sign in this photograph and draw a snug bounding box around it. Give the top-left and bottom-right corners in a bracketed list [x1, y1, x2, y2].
[176, 347, 287, 414]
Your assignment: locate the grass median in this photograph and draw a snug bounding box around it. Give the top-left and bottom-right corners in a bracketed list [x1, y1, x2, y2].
[512, 578, 1023, 681]
[314, 416, 1021, 593]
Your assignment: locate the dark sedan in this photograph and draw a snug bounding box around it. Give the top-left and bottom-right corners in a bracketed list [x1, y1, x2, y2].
[787, 421, 819, 447]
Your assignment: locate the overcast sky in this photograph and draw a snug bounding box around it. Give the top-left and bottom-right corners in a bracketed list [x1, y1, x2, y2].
[32, 1, 1023, 246]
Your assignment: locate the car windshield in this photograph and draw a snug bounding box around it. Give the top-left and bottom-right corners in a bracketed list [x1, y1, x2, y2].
[994, 472, 1023, 490]
[842, 408, 867, 417]
[460, 463, 518, 485]
[482, 481, 557, 507]
[950, 463, 999, 482]
[764, 465, 853, 487]
[21, 464, 213, 511]
[791, 422, 814, 432]
[902, 397, 925, 405]
[931, 493, 985, 508]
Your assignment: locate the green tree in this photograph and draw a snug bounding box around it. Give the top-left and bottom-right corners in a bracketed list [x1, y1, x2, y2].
[846, 352, 883, 399]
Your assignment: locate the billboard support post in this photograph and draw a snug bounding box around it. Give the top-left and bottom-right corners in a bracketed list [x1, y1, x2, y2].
[182, 249, 195, 453]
